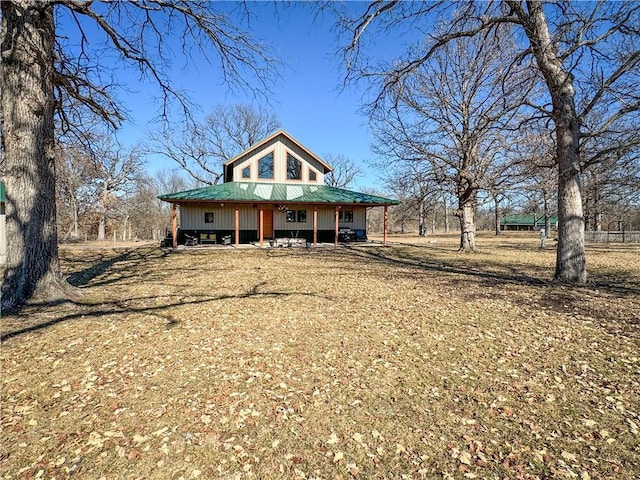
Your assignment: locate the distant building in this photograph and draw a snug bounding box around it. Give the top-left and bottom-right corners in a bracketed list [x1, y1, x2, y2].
[500, 214, 558, 231]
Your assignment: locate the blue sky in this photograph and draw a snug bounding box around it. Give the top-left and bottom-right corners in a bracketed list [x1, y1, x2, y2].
[59, 2, 405, 191]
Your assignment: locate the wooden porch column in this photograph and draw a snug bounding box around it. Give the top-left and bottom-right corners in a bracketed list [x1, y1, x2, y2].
[234, 207, 239, 247]
[334, 206, 339, 245]
[313, 206, 318, 246]
[383, 205, 388, 245]
[259, 208, 264, 247]
[171, 203, 177, 248]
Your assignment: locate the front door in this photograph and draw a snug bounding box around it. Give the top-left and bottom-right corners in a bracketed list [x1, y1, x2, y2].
[261, 209, 274, 239]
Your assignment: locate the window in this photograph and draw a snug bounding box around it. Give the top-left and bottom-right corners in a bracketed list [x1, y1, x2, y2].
[285, 210, 307, 223]
[309, 170, 317, 181]
[204, 212, 214, 223]
[287, 153, 302, 180]
[339, 210, 353, 223]
[258, 152, 274, 179]
[242, 166, 250, 179]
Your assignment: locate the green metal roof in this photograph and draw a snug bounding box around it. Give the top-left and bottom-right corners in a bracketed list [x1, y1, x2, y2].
[159, 182, 398, 206]
[500, 214, 558, 225]
[0, 182, 5, 202]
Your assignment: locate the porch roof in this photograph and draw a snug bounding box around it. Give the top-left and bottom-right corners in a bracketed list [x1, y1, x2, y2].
[159, 182, 398, 206]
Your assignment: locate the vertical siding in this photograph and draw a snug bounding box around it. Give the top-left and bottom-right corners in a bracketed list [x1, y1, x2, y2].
[181, 204, 368, 231]
[180, 204, 257, 230]
[273, 206, 366, 230]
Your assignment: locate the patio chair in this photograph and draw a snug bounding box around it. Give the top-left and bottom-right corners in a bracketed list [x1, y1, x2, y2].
[184, 234, 197, 246]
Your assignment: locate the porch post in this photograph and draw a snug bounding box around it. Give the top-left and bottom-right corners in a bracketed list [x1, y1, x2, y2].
[383, 205, 388, 245]
[235, 207, 239, 247]
[259, 208, 264, 247]
[171, 203, 177, 248]
[313, 206, 318, 246]
[334, 206, 339, 245]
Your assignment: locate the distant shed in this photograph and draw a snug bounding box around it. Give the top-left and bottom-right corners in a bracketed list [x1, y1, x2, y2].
[500, 214, 558, 231]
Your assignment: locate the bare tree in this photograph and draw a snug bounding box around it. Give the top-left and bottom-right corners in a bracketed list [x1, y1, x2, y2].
[334, 0, 640, 282]
[323, 153, 361, 189]
[86, 137, 143, 241]
[147, 104, 280, 185]
[377, 160, 443, 236]
[55, 143, 95, 241]
[368, 31, 528, 251]
[515, 132, 558, 236]
[583, 151, 640, 232]
[1, 1, 279, 311]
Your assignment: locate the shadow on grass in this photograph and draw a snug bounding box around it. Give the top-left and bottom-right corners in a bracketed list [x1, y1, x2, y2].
[65, 246, 171, 288]
[1, 280, 329, 342]
[5, 243, 637, 342]
[343, 244, 640, 333]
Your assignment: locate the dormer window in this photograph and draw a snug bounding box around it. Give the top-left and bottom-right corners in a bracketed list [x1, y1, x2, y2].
[258, 152, 274, 179]
[287, 153, 302, 180]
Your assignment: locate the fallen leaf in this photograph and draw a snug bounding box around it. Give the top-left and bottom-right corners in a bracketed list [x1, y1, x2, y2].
[459, 451, 473, 466]
[326, 432, 340, 445]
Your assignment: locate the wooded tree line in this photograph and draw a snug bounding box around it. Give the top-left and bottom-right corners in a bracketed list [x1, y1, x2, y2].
[1, 0, 638, 311]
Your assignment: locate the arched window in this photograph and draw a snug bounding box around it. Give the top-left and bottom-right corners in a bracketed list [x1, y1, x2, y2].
[287, 153, 302, 180]
[258, 152, 274, 179]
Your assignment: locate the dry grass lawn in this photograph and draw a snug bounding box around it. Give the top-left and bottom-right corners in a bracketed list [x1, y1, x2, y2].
[1, 233, 639, 479]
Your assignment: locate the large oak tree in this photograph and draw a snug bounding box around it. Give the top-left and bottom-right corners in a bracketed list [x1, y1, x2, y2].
[1, 1, 278, 311]
[334, 0, 640, 283]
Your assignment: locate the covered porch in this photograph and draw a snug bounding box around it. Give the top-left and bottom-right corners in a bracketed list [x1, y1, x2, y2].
[167, 202, 391, 248]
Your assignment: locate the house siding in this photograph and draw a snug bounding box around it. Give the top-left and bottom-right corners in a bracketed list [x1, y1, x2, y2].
[180, 204, 257, 230]
[274, 206, 366, 230]
[180, 204, 367, 232]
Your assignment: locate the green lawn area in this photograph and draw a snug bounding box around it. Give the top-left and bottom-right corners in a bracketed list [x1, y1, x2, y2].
[2, 233, 639, 479]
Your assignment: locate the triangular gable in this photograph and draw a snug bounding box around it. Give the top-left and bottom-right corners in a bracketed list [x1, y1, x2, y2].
[223, 129, 333, 174]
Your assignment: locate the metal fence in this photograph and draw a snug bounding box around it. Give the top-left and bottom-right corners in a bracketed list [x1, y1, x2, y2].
[584, 231, 640, 243]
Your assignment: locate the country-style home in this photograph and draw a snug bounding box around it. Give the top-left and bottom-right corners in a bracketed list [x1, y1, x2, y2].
[158, 130, 398, 247]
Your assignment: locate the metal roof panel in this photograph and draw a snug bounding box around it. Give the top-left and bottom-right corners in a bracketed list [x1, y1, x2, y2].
[159, 182, 398, 206]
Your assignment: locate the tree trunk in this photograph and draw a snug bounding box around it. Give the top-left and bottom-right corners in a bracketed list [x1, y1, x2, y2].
[457, 202, 477, 252]
[418, 198, 426, 236]
[515, 0, 587, 284]
[456, 185, 476, 252]
[555, 136, 586, 282]
[443, 195, 450, 233]
[122, 215, 129, 241]
[1, 1, 67, 312]
[73, 204, 79, 239]
[493, 195, 501, 235]
[543, 192, 551, 237]
[97, 215, 106, 241]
